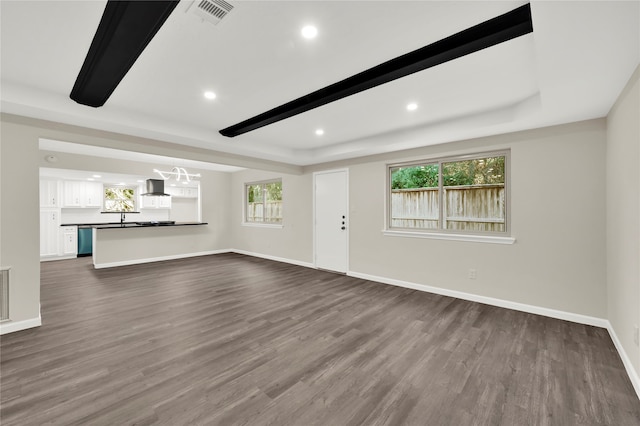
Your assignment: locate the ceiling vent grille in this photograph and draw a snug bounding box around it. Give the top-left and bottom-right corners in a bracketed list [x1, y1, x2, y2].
[189, 0, 234, 25]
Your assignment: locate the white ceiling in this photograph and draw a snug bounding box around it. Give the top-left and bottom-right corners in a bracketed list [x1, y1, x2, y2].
[2, 1, 639, 166]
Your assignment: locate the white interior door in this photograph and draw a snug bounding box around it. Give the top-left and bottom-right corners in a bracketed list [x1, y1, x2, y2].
[314, 169, 348, 273]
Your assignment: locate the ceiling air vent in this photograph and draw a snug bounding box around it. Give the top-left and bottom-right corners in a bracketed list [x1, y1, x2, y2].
[189, 0, 234, 25]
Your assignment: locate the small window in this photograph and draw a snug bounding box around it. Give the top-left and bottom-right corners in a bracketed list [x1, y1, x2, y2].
[104, 186, 136, 212]
[245, 180, 282, 224]
[388, 151, 508, 234]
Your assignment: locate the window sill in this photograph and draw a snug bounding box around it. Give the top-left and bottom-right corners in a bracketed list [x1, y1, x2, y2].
[242, 222, 283, 229]
[383, 229, 515, 245]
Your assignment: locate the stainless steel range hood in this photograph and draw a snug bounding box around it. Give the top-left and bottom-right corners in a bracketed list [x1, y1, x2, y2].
[140, 179, 170, 196]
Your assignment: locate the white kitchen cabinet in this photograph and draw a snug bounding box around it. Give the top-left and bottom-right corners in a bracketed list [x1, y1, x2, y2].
[166, 186, 183, 197]
[61, 226, 78, 256]
[140, 195, 157, 208]
[158, 196, 172, 209]
[140, 195, 171, 209]
[41, 215, 78, 259]
[63, 181, 103, 208]
[166, 186, 198, 198]
[40, 179, 60, 207]
[40, 209, 60, 257]
[83, 182, 103, 207]
[63, 181, 83, 207]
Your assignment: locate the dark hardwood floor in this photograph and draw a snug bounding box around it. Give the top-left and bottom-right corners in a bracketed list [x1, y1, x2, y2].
[1, 253, 639, 425]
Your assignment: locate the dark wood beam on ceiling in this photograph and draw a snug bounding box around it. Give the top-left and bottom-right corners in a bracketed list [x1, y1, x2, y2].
[70, 1, 179, 108]
[220, 3, 533, 138]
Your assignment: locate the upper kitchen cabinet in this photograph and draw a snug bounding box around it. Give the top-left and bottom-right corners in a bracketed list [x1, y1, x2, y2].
[84, 182, 103, 207]
[63, 181, 103, 208]
[165, 186, 198, 198]
[39, 179, 60, 207]
[63, 181, 81, 207]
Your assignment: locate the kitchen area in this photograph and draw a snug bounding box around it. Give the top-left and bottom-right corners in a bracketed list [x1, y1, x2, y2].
[39, 166, 207, 268]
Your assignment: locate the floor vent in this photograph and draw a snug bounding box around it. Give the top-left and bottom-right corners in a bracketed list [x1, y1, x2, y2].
[0, 268, 9, 321]
[189, 0, 234, 25]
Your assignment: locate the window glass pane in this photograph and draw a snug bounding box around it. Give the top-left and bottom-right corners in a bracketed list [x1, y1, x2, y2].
[265, 181, 282, 224]
[442, 156, 505, 232]
[390, 164, 439, 229]
[247, 184, 263, 203]
[246, 184, 263, 222]
[104, 187, 135, 212]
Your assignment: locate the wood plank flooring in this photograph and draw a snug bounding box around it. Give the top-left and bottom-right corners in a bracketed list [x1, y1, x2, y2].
[1, 253, 639, 425]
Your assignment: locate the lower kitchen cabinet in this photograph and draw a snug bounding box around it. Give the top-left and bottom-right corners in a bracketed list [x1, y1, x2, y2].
[61, 226, 78, 256]
[40, 210, 78, 259]
[40, 209, 59, 257]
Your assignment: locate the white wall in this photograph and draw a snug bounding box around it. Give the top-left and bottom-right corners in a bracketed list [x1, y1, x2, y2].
[0, 120, 41, 327]
[607, 65, 640, 374]
[170, 198, 199, 222]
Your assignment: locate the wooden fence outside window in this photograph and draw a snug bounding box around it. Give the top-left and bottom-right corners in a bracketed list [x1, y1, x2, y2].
[246, 201, 282, 223]
[391, 184, 505, 232]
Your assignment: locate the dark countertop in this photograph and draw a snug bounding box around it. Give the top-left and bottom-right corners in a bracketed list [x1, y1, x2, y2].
[62, 222, 135, 226]
[61, 222, 208, 229]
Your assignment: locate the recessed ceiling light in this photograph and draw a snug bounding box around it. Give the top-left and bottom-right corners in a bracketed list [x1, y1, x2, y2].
[315, 129, 324, 136]
[92, 174, 102, 178]
[182, 181, 189, 185]
[204, 91, 216, 100]
[87, 178, 95, 181]
[137, 180, 145, 183]
[301, 25, 318, 39]
[170, 184, 177, 187]
[406, 102, 418, 111]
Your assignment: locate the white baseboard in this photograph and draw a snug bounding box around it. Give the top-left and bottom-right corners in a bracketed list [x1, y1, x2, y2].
[40, 255, 77, 262]
[0, 315, 42, 335]
[93, 250, 231, 269]
[347, 271, 609, 328]
[607, 322, 640, 400]
[230, 249, 315, 269]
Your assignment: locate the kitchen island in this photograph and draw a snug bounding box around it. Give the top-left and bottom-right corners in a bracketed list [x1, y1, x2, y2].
[82, 222, 211, 268]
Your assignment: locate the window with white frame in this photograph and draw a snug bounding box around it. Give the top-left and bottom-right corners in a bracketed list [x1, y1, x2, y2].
[388, 151, 508, 234]
[245, 180, 282, 224]
[104, 186, 136, 212]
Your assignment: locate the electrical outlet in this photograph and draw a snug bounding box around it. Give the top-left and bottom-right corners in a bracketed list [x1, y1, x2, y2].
[468, 269, 477, 280]
[634, 325, 639, 346]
